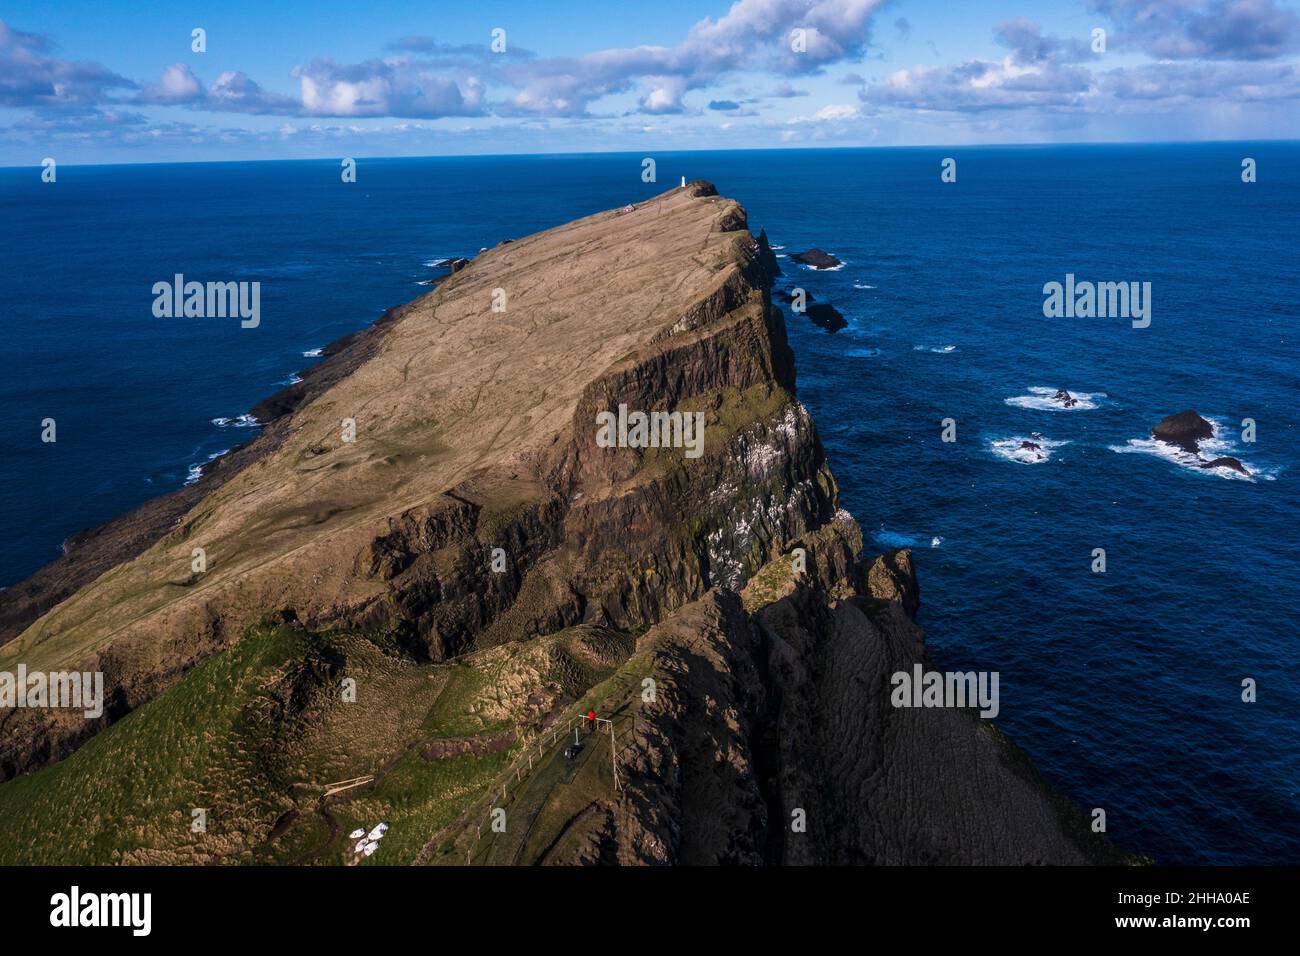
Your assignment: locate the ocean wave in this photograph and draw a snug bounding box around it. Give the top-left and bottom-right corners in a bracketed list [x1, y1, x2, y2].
[846, 347, 882, 358]
[279, 373, 303, 386]
[302, 348, 323, 358]
[185, 448, 230, 485]
[212, 413, 260, 428]
[799, 260, 846, 272]
[770, 244, 785, 250]
[1005, 386, 1106, 411]
[852, 282, 875, 289]
[990, 434, 1068, 465]
[1109, 419, 1267, 481]
[913, 344, 957, 353]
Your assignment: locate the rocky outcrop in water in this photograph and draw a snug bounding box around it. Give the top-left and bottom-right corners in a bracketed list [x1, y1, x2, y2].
[792, 248, 842, 270]
[805, 302, 847, 332]
[1201, 456, 1249, 475]
[1153, 409, 1214, 453]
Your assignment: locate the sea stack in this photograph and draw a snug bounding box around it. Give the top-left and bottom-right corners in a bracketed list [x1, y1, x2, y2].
[756, 229, 782, 277]
[0, 183, 1131, 866]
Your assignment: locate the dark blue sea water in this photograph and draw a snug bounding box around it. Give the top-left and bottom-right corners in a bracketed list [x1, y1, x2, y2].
[1, 145, 1296, 864]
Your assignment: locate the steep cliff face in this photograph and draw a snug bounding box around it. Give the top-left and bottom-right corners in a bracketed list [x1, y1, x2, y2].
[506, 519, 1125, 866]
[0, 183, 1132, 866]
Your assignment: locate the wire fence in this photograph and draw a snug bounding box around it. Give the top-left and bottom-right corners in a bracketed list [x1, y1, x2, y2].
[458, 705, 639, 865]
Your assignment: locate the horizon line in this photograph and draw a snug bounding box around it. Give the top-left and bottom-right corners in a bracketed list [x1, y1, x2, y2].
[4, 137, 1298, 172]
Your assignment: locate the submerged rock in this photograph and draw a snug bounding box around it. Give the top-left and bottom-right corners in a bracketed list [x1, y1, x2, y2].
[805, 302, 847, 332]
[1200, 456, 1249, 475]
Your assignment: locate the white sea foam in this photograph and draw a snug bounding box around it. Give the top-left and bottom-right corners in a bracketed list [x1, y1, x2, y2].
[914, 344, 957, 353]
[990, 434, 1067, 464]
[303, 348, 323, 357]
[799, 260, 846, 271]
[211, 413, 260, 428]
[185, 448, 230, 485]
[1005, 386, 1106, 411]
[853, 282, 875, 289]
[279, 373, 303, 386]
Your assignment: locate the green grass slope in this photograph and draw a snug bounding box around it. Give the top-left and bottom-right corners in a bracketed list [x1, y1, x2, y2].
[0, 621, 633, 865]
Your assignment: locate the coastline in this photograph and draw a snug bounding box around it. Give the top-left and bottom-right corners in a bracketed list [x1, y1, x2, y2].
[0, 273, 458, 647]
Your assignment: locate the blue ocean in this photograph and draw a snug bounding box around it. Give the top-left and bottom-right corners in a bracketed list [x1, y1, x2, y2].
[1, 145, 1296, 864]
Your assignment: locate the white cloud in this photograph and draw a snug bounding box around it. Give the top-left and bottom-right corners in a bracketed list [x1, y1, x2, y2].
[292, 58, 485, 118]
[789, 102, 860, 123]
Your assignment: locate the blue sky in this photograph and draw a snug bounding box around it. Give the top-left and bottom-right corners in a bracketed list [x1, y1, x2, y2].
[3, 0, 1298, 164]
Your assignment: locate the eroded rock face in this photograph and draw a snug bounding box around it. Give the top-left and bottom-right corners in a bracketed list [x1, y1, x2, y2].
[572, 522, 1130, 866]
[1153, 409, 1214, 453]
[865, 548, 920, 617]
